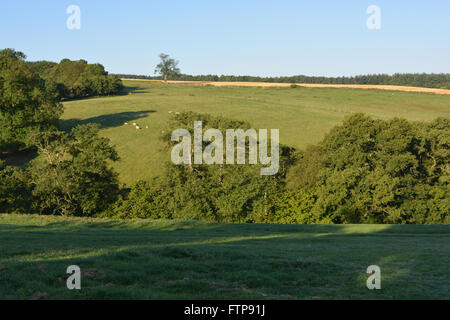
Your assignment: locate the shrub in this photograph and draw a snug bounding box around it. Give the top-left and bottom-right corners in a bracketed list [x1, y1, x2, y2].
[269, 189, 317, 224]
[30, 124, 120, 216]
[307, 114, 449, 224]
[0, 161, 31, 213]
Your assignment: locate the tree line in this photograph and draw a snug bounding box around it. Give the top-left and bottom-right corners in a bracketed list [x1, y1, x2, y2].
[1, 49, 120, 215]
[117, 72, 450, 89]
[28, 56, 123, 100]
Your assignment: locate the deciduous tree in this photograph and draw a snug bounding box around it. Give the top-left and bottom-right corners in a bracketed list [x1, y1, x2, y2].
[154, 53, 180, 83]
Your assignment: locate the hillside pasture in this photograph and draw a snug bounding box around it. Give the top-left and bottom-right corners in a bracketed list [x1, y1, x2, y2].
[60, 80, 450, 185]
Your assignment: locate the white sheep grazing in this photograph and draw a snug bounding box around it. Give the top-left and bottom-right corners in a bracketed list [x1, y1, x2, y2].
[136, 126, 140, 130]
[133, 122, 137, 126]
[124, 122, 128, 125]
[146, 126, 149, 129]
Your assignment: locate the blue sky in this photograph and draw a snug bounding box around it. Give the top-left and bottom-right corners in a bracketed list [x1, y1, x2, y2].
[1, 0, 449, 77]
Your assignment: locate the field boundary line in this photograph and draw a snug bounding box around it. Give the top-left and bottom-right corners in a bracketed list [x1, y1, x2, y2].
[121, 79, 450, 95]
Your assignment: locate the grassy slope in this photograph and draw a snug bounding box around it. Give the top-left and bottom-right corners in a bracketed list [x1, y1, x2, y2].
[60, 81, 450, 185]
[0, 214, 448, 299]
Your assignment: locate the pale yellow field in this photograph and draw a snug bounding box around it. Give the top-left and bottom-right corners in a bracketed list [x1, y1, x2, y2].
[122, 79, 450, 95]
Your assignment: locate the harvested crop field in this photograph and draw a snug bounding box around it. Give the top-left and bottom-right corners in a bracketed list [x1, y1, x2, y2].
[121, 79, 450, 95]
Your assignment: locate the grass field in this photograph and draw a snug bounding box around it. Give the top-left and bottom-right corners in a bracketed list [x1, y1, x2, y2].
[0, 214, 448, 300]
[60, 80, 450, 185]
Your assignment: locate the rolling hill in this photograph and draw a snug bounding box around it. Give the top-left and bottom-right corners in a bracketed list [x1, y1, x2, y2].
[60, 80, 450, 185]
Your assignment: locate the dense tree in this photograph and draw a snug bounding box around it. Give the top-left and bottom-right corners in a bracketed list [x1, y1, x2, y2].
[0, 48, 63, 154]
[104, 180, 171, 219]
[0, 160, 31, 213]
[285, 145, 324, 190]
[27, 60, 57, 76]
[28, 58, 123, 100]
[269, 188, 317, 224]
[303, 114, 450, 224]
[29, 124, 120, 216]
[0, 49, 122, 217]
[154, 53, 180, 83]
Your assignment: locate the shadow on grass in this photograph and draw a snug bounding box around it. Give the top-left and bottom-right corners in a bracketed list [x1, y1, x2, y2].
[0, 218, 448, 299]
[59, 85, 148, 103]
[119, 86, 149, 95]
[1, 218, 448, 237]
[60, 110, 156, 131]
[1, 147, 39, 167]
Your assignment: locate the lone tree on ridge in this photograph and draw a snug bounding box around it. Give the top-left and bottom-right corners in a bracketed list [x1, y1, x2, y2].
[154, 53, 180, 83]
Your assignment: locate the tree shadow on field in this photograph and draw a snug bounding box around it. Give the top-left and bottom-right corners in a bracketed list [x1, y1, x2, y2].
[60, 110, 156, 131]
[0, 220, 448, 299]
[1, 147, 39, 167]
[119, 86, 148, 95]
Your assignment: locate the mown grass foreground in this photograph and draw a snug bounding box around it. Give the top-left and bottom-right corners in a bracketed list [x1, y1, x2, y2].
[0, 214, 448, 300]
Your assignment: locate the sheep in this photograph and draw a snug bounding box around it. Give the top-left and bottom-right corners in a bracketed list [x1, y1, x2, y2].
[136, 126, 140, 130]
[124, 122, 128, 125]
[133, 122, 137, 126]
[146, 126, 149, 129]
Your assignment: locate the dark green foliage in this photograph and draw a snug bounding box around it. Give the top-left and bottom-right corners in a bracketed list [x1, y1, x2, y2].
[0, 160, 31, 213]
[302, 114, 450, 224]
[29, 58, 123, 100]
[27, 60, 57, 75]
[1, 49, 122, 217]
[29, 124, 120, 216]
[104, 180, 171, 219]
[269, 188, 317, 224]
[286, 145, 324, 190]
[0, 49, 63, 153]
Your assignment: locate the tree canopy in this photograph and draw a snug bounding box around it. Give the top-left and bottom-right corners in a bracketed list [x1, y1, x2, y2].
[29, 124, 120, 216]
[154, 53, 180, 83]
[28, 58, 123, 100]
[0, 49, 121, 216]
[0, 48, 63, 154]
[286, 114, 450, 224]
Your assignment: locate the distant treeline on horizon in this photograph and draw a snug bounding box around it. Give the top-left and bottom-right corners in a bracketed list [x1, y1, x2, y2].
[115, 73, 450, 89]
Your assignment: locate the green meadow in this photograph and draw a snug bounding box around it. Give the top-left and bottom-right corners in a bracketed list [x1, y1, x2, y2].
[0, 214, 448, 300]
[60, 80, 450, 185]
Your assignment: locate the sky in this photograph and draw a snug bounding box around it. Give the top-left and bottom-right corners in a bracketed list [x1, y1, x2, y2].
[0, 0, 449, 77]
